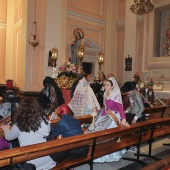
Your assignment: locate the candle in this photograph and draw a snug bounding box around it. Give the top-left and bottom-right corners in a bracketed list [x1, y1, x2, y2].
[151, 70, 152, 78]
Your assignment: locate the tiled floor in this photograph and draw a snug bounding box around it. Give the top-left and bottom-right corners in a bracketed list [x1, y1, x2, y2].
[75, 137, 170, 170]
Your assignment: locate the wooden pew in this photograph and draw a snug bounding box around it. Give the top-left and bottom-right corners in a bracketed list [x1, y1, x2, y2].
[122, 118, 170, 164]
[140, 155, 170, 170]
[0, 118, 170, 170]
[0, 115, 93, 137]
[0, 128, 4, 137]
[50, 115, 93, 126]
[143, 105, 167, 118]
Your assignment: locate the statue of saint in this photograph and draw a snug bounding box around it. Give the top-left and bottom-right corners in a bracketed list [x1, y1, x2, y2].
[71, 28, 84, 65]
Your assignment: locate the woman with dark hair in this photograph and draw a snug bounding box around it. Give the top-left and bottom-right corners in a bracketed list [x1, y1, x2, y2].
[39, 76, 65, 116]
[85, 77, 129, 163]
[0, 97, 56, 169]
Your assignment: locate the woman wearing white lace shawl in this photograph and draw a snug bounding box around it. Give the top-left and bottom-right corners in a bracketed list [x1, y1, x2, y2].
[85, 77, 129, 163]
[68, 78, 100, 116]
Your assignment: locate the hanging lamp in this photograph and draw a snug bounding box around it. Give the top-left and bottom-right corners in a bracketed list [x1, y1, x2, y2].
[28, 0, 39, 48]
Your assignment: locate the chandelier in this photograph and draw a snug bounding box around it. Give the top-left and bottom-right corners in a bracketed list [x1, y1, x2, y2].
[28, 0, 39, 48]
[162, 15, 170, 57]
[130, 0, 154, 15]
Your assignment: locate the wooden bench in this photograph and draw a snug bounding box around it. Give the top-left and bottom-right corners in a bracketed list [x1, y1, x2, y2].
[0, 118, 170, 170]
[0, 115, 93, 137]
[143, 105, 167, 119]
[50, 115, 93, 126]
[122, 118, 170, 165]
[140, 155, 170, 170]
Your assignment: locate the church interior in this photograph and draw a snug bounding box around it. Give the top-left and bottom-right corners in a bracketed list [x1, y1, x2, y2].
[0, 0, 170, 94]
[0, 0, 170, 170]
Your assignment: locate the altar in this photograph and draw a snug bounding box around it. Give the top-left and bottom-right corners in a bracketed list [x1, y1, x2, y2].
[154, 90, 170, 99]
[61, 89, 71, 104]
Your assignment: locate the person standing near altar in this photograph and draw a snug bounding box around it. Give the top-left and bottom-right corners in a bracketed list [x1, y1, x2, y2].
[93, 73, 106, 107]
[139, 81, 154, 107]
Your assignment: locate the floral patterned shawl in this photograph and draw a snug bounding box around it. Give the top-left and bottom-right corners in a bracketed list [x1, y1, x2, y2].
[68, 78, 100, 116]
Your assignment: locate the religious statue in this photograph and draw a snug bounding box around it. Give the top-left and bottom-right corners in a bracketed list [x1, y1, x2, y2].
[71, 28, 84, 65]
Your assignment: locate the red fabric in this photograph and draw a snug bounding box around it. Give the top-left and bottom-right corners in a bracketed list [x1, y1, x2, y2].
[58, 104, 70, 116]
[61, 89, 71, 104]
[6, 80, 13, 89]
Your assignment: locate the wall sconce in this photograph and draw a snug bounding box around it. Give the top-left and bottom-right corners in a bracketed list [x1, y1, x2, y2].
[48, 48, 58, 78]
[98, 51, 104, 74]
[51, 48, 58, 66]
[28, 0, 39, 49]
[77, 39, 85, 66]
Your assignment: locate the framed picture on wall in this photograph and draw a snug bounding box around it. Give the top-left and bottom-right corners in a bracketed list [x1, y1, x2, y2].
[125, 55, 132, 71]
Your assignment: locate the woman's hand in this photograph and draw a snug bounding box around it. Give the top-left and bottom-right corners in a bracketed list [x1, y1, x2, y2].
[121, 119, 130, 127]
[132, 119, 136, 124]
[0, 124, 10, 130]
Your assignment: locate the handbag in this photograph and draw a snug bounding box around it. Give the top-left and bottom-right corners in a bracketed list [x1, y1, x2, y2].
[46, 134, 55, 141]
[36, 131, 55, 141]
[9, 162, 36, 170]
[0, 137, 10, 150]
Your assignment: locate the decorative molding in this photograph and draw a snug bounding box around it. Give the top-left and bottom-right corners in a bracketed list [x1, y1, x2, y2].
[137, 15, 144, 23]
[15, 30, 22, 87]
[116, 20, 125, 29]
[14, 18, 22, 28]
[0, 23, 6, 29]
[154, 0, 170, 8]
[67, 11, 105, 27]
[83, 55, 98, 63]
[84, 38, 101, 50]
[17, 0, 22, 20]
[67, 0, 106, 20]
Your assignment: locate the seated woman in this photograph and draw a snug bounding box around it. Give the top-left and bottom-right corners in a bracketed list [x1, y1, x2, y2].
[0, 97, 60, 170]
[39, 76, 65, 116]
[85, 77, 129, 163]
[51, 104, 89, 159]
[68, 78, 100, 116]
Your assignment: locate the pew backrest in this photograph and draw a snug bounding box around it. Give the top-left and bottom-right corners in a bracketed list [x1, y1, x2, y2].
[0, 118, 170, 170]
[143, 105, 167, 118]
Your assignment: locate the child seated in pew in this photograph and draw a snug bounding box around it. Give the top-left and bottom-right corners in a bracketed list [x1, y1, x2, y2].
[121, 81, 146, 152]
[51, 104, 89, 159]
[121, 81, 146, 124]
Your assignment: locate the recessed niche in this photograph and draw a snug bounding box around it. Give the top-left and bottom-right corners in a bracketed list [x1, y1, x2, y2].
[154, 5, 170, 57]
